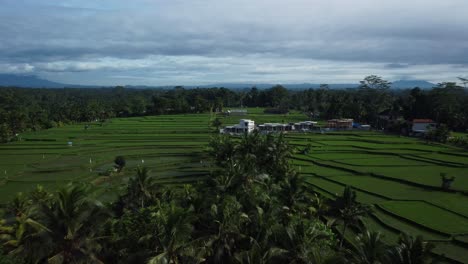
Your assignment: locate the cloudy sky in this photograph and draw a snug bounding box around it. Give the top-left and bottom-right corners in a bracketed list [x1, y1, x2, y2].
[1, 0, 467, 86]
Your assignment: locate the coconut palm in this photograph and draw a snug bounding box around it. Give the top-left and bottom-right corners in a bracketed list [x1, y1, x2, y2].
[338, 204, 370, 249]
[202, 196, 250, 263]
[331, 186, 371, 248]
[271, 217, 341, 263]
[349, 230, 388, 264]
[146, 202, 198, 264]
[1, 213, 50, 263]
[234, 238, 286, 264]
[115, 167, 159, 211]
[133, 167, 158, 207]
[39, 184, 111, 263]
[278, 172, 307, 210]
[387, 233, 435, 264]
[309, 193, 329, 218]
[1, 191, 51, 263]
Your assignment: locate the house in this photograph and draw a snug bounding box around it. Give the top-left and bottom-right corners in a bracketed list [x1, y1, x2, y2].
[327, 119, 353, 129]
[258, 123, 293, 133]
[294, 121, 318, 131]
[222, 119, 255, 134]
[225, 109, 247, 116]
[412, 119, 436, 133]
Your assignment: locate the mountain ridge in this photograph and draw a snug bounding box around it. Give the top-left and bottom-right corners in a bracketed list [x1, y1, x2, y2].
[0, 74, 436, 89]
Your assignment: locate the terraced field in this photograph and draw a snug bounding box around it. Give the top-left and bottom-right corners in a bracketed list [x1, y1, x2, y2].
[289, 133, 468, 263]
[0, 114, 216, 202]
[0, 109, 467, 262]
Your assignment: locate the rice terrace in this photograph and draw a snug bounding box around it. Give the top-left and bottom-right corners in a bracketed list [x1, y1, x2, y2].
[1, 108, 467, 262]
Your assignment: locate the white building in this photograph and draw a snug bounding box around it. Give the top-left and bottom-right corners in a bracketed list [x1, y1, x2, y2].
[222, 119, 255, 134]
[412, 119, 436, 133]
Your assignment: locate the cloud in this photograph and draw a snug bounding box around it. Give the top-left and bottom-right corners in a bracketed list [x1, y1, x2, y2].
[1, 0, 468, 85]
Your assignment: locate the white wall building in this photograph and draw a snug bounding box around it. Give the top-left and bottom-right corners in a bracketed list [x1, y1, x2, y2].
[412, 119, 436, 133]
[222, 119, 255, 134]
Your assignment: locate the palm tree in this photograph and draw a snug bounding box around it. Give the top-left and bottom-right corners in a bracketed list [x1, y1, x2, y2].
[39, 184, 111, 263]
[338, 205, 369, 249]
[202, 196, 249, 263]
[234, 238, 286, 264]
[115, 167, 160, 212]
[147, 202, 198, 264]
[271, 217, 342, 263]
[332, 186, 371, 249]
[1, 191, 51, 263]
[349, 230, 388, 264]
[309, 193, 329, 218]
[134, 167, 158, 207]
[387, 233, 435, 264]
[279, 172, 307, 211]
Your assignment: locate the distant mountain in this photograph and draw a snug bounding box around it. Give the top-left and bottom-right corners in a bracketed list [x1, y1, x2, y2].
[0, 74, 69, 88]
[189, 83, 360, 89]
[0, 74, 436, 89]
[390, 80, 435, 89]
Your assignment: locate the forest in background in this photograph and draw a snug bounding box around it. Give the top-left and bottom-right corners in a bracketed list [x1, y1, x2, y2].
[1, 76, 467, 144]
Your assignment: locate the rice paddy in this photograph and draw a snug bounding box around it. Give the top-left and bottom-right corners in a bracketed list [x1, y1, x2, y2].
[0, 108, 467, 263]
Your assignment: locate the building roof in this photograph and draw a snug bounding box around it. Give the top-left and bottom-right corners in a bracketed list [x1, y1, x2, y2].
[261, 123, 287, 126]
[413, 119, 435, 123]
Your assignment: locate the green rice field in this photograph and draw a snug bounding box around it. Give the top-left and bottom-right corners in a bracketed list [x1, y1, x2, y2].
[0, 108, 467, 263]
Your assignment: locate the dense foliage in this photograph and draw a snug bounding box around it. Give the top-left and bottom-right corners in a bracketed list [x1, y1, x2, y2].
[0, 133, 436, 263]
[1, 76, 468, 143]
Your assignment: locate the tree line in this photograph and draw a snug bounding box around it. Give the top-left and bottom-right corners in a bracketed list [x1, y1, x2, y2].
[0, 133, 436, 263]
[1, 75, 468, 143]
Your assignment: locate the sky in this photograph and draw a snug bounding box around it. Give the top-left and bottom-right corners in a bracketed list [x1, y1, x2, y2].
[1, 0, 468, 86]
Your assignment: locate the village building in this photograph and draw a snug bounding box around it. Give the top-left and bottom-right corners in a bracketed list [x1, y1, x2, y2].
[258, 123, 294, 133]
[327, 119, 353, 129]
[221, 119, 255, 134]
[222, 119, 320, 134]
[412, 119, 436, 133]
[293, 121, 318, 131]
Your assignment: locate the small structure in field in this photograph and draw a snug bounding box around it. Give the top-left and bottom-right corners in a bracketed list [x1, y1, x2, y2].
[225, 109, 247, 116]
[221, 119, 255, 134]
[327, 119, 353, 129]
[412, 119, 436, 134]
[67, 141, 73, 147]
[359, 124, 371, 130]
